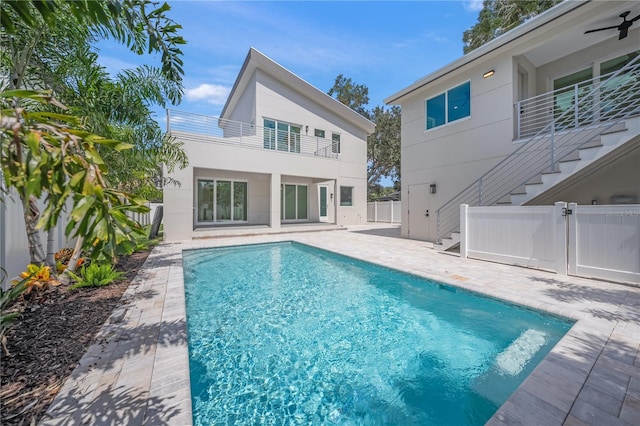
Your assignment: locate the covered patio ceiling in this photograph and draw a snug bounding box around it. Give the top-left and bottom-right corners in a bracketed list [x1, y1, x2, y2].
[522, 2, 639, 67]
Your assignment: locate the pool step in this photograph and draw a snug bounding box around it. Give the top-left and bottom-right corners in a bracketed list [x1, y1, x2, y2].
[471, 329, 547, 405]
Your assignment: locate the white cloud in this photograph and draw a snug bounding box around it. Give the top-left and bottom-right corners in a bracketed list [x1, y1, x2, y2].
[464, 0, 484, 12]
[185, 84, 231, 105]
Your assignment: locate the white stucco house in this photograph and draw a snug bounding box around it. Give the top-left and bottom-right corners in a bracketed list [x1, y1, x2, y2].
[163, 48, 375, 241]
[385, 0, 640, 248]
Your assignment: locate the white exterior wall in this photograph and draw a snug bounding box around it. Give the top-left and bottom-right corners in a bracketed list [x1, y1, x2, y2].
[163, 69, 369, 241]
[226, 73, 257, 125]
[253, 69, 367, 225]
[400, 56, 515, 241]
[391, 1, 639, 243]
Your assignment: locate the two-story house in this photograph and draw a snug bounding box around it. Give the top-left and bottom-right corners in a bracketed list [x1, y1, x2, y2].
[385, 0, 639, 249]
[163, 48, 375, 241]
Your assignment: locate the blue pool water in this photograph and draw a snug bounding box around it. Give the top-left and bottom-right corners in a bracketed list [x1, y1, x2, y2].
[183, 242, 572, 425]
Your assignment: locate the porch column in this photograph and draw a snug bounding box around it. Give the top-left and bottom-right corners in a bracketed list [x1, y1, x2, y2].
[270, 173, 281, 230]
[333, 179, 339, 226]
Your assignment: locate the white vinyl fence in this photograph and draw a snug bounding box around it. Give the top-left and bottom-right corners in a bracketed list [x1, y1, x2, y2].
[461, 203, 640, 285]
[1, 191, 159, 282]
[568, 204, 640, 284]
[367, 200, 401, 223]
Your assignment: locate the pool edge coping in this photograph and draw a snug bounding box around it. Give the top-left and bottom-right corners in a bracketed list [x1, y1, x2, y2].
[40, 233, 636, 425]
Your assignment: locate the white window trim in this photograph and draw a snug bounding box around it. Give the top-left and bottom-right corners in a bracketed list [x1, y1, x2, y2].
[195, 177, 249, 226]
[424, 80, 472, 132]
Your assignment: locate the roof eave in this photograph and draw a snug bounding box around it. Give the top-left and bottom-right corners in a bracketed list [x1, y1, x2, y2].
[384, 0, 589, 105]
[222, 48, 376, 135]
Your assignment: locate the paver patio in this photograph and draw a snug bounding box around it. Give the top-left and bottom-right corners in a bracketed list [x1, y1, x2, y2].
[41, 224, 640, 425]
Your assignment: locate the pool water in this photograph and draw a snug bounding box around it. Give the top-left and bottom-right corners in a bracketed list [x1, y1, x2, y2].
[183, 242, 572, 425]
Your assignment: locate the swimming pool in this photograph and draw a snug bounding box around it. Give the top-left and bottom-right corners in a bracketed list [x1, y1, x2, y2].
[183, 241, 573, 425]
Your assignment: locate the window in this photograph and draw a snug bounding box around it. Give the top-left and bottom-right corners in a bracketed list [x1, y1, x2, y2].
[340, 186, 353, 206]
[197, 179, 247, 223]
[314, 129, 325, 138]
[425, 81, 470, 130]
[599, 51, 639, 120]
[263, 119, 301, 153]
[332, 133, 341, 154]
[553, 68, 593, 128]
[281, 184, 308, 220]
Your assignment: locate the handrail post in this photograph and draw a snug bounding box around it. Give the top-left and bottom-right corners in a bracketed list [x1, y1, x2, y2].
[166, 109, 171, 133]
[550, 121, 556, 170]
[515, 101, 521, 139]
[240, 122, 243, 142]
[574, 84, 579, 128]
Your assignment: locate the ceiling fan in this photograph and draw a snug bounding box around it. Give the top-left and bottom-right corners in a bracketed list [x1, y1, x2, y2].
[584, 11, 640, 40]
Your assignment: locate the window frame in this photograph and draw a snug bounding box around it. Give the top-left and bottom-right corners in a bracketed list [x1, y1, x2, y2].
[331, 132, 341, 154]
[263, 118, 302, 153]
[425, 80, 471, 131]
[314, 128, 325, 138]
[340, 186, 353, 207]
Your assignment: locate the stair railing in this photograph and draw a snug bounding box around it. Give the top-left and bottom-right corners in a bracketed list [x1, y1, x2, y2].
[436, 54, 640, 243]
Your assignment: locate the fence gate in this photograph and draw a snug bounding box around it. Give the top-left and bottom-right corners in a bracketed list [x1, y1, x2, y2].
[461, 203, 640, 285]
[568, 203, 640, 284]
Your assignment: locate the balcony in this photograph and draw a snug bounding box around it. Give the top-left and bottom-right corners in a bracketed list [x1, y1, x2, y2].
[167, 110, 339, 159]
[515, 63, 640, 139]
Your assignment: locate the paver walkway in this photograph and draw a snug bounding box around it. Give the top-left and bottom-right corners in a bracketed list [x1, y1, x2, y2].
[41, 224, 640, 425]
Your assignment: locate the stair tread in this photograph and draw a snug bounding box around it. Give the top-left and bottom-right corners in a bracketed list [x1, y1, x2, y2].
[600, 122, 627, 135]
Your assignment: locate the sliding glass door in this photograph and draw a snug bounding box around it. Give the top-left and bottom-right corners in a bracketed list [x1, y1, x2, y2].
[281, 184, 308, 221]
[197, 179, 247, 224]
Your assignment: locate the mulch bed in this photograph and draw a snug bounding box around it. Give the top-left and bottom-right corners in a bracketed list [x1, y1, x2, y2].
[1, 249, 152, 426]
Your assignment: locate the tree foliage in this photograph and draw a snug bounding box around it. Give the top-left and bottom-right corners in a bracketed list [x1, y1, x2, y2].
[328, 74, 371, 118]
[328, 77, 401, 199]
[1, 91, 149, 262]
[367, 106, 400, 198]
[463, 0, 561, 54]
[1, 0, 185, 88]
[0, 0, 186, 266]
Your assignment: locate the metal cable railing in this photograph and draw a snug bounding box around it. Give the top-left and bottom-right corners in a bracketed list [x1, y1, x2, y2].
[166, 110, 339, 159]
[437, 55, 640, 243]
[515, 64, 639, 139]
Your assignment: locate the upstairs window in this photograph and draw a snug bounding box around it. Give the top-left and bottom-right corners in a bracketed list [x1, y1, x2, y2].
[426, 81, 471, 130]
[332, 133, 341, 153]
[314, 129, 325, 138]
[263, 119, 301, 153]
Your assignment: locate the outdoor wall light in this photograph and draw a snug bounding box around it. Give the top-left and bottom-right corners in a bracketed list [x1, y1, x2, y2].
[430, 184, 437, 194]
[483, 70, 495, 78]
[305, 125, 309, 134]
[330, 193, 334, 201]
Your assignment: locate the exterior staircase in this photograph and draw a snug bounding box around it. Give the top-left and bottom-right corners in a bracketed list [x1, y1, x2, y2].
[435, 55, 640, 251]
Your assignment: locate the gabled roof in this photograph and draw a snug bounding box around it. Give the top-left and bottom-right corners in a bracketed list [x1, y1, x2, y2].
[384, 0, 589, 104]
[221, 48, 376, 135]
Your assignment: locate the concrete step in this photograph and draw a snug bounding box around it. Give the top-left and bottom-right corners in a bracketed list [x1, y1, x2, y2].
[434, 231, 460, 252]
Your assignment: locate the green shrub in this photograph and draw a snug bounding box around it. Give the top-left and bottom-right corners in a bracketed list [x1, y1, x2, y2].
[68, 263, 124, 289]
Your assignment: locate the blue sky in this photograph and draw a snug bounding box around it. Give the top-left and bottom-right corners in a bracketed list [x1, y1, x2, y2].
[97, 0, 483, 124]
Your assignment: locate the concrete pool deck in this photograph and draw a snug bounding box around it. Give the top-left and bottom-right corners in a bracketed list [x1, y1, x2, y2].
[41, 224, 640, 425]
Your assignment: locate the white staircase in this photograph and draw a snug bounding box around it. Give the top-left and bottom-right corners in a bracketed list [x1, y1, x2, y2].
[510, 119, 639, 206]
[435, 55, 640, 251]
